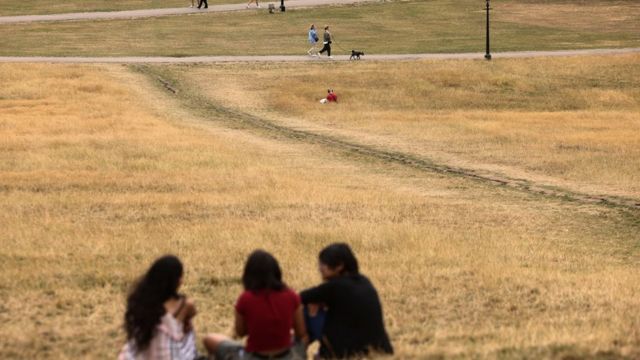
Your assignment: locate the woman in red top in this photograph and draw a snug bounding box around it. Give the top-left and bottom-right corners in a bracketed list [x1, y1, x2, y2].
[204, 250, 308, 360]
[326, 89, 338, 102]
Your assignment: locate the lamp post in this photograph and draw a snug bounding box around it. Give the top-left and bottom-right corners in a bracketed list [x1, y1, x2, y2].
[484, 0, 491, 60]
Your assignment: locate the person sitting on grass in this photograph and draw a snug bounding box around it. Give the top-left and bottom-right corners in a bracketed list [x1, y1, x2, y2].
[300, 243, 393, 358]
[320, 89, 338, 104]
[203, 250, 308, 360]
[326, 89, 338, 102]
[120, 255, 199, 360]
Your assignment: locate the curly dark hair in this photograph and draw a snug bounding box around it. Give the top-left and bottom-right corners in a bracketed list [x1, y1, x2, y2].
[124, 255, 183, 352]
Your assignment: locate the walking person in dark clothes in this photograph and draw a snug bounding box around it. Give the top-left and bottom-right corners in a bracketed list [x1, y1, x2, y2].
[198, 0, 208, 9]
[318, 25, 333, 59]
[300, 243, 394, 358]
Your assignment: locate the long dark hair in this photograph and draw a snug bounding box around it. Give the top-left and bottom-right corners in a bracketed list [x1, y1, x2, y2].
[242, 250, 285, 291]
[319, 243, 359, 275]
[124, 255, 183, 352]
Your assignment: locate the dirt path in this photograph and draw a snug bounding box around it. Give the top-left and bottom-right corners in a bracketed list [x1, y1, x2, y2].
[0, 0, 369, 24]
[133, 64, 640, 211]
[0, 47, 639, 63]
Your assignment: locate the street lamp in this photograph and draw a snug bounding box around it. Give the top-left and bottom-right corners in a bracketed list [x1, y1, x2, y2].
[484, 0, 491, 60]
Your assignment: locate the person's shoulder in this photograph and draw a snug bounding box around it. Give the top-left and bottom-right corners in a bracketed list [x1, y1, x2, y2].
[354, 274, 374, 285]
[327, 276, 353, 287]
[237, 290, 255, 304]
[165, 295, 191, 315]
[176, 295, 197, 315]
[183, 296, 196, 313]
[281, 287, 301, 301]
[336, 273, 372, 286]
[352, 274, 381, 294]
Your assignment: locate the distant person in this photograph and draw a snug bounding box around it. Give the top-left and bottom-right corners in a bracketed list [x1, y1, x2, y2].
[190, 0, 196, 8]
[203, 250, 308, 360]
[198, 0, 208, 9]
[300, 243, 393, 358]
[326, 89, 337, 102]
[247, 0, 260, 8]
[308, 24, 319, 57]
[318, 25, 333, 59]
[119, 255, 199, 360]
[319, 89, 337, 104]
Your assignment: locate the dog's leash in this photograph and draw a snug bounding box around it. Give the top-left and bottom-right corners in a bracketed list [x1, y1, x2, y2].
[331, 36, 350, 53]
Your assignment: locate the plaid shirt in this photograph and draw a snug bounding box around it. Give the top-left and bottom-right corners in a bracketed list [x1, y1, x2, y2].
[119, 313, 197, 360]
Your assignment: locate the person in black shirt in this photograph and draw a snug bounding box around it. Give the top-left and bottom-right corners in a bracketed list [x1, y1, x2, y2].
[300, 243, 393, 358]
[318, 25, 333, 59]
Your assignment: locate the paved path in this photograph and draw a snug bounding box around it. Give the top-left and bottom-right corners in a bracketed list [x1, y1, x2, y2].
[0, 0, 368, 24]
[0, 48, 638, 64]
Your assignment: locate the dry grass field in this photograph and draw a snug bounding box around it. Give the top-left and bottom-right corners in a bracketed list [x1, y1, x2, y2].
[1, 0, 638, 56]
[159, 54, 640, 201]
[1, 58, 639, 359]
[496, 1, 640, 34]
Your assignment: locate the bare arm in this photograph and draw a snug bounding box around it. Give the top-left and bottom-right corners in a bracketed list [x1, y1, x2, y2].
[234, 310, 247, 338]
[170, 296, 198, 333]
[293, 304, 309, 346]
[174, 297, 197, 333]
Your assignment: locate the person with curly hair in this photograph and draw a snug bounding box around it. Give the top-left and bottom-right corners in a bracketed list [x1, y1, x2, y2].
[119, 255, 198, 360]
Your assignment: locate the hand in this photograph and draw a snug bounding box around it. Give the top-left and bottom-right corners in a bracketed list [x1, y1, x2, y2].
[307, 303, 320, 316]
[178, 298, 197, 332]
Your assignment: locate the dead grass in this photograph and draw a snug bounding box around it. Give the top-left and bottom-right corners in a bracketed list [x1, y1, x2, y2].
[496, 1, 640, 33]
[170, 54, 640, 200]
[0, 63, 639, 359]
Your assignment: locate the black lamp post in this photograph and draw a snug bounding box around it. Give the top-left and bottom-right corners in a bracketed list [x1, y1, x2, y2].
[484, 0, 491, 60]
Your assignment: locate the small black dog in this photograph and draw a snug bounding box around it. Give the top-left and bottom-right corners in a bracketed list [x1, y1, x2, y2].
[350, 50, 364, 60]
